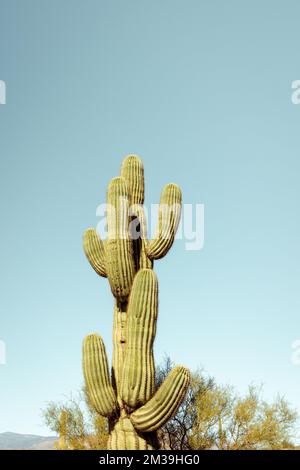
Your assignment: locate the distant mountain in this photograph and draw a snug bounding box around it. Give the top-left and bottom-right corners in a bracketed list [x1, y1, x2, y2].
[0, 432, 57, 450]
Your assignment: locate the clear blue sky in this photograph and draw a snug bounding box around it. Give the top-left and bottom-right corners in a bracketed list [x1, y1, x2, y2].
[0, 0, 300, 435]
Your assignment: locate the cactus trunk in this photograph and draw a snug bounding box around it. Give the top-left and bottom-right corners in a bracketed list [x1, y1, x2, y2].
[108, 415, 157, 450]
[82, 155, 190, 450]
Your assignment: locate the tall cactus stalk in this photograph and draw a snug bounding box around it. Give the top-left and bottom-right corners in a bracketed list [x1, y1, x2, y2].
[82, 155, 190, 450]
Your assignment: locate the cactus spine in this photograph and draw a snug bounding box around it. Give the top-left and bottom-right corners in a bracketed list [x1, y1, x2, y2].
[82, 155, 190, 450]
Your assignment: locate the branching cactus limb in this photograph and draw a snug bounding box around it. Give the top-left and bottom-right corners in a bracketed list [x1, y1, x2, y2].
[82, 155, 190, 450]
[122, 155, 151, 272]
[130, 366, 191, 432]
[147, 183, 182, 260]
[83, 334, 118, 418]
[83, 229, 107, 277]
[120, 154, 144, 206]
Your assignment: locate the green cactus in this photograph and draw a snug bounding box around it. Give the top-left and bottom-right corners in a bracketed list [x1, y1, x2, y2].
[82, 155, 190, 450]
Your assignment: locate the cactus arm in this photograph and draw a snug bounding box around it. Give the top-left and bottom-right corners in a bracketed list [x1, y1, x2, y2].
[147, 183, 182, 260]
[121, 155, 151, 270]
[105, 177, 135, 301]
[120, 269, 158, 409]
[83, 334, 118, 418]
[83, 228, 107, 277]
[121, 154, 144, 205]
[130, 366, 190, 432]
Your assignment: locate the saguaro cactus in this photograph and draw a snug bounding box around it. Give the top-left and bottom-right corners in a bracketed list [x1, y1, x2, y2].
[82, 155, 190, 450]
